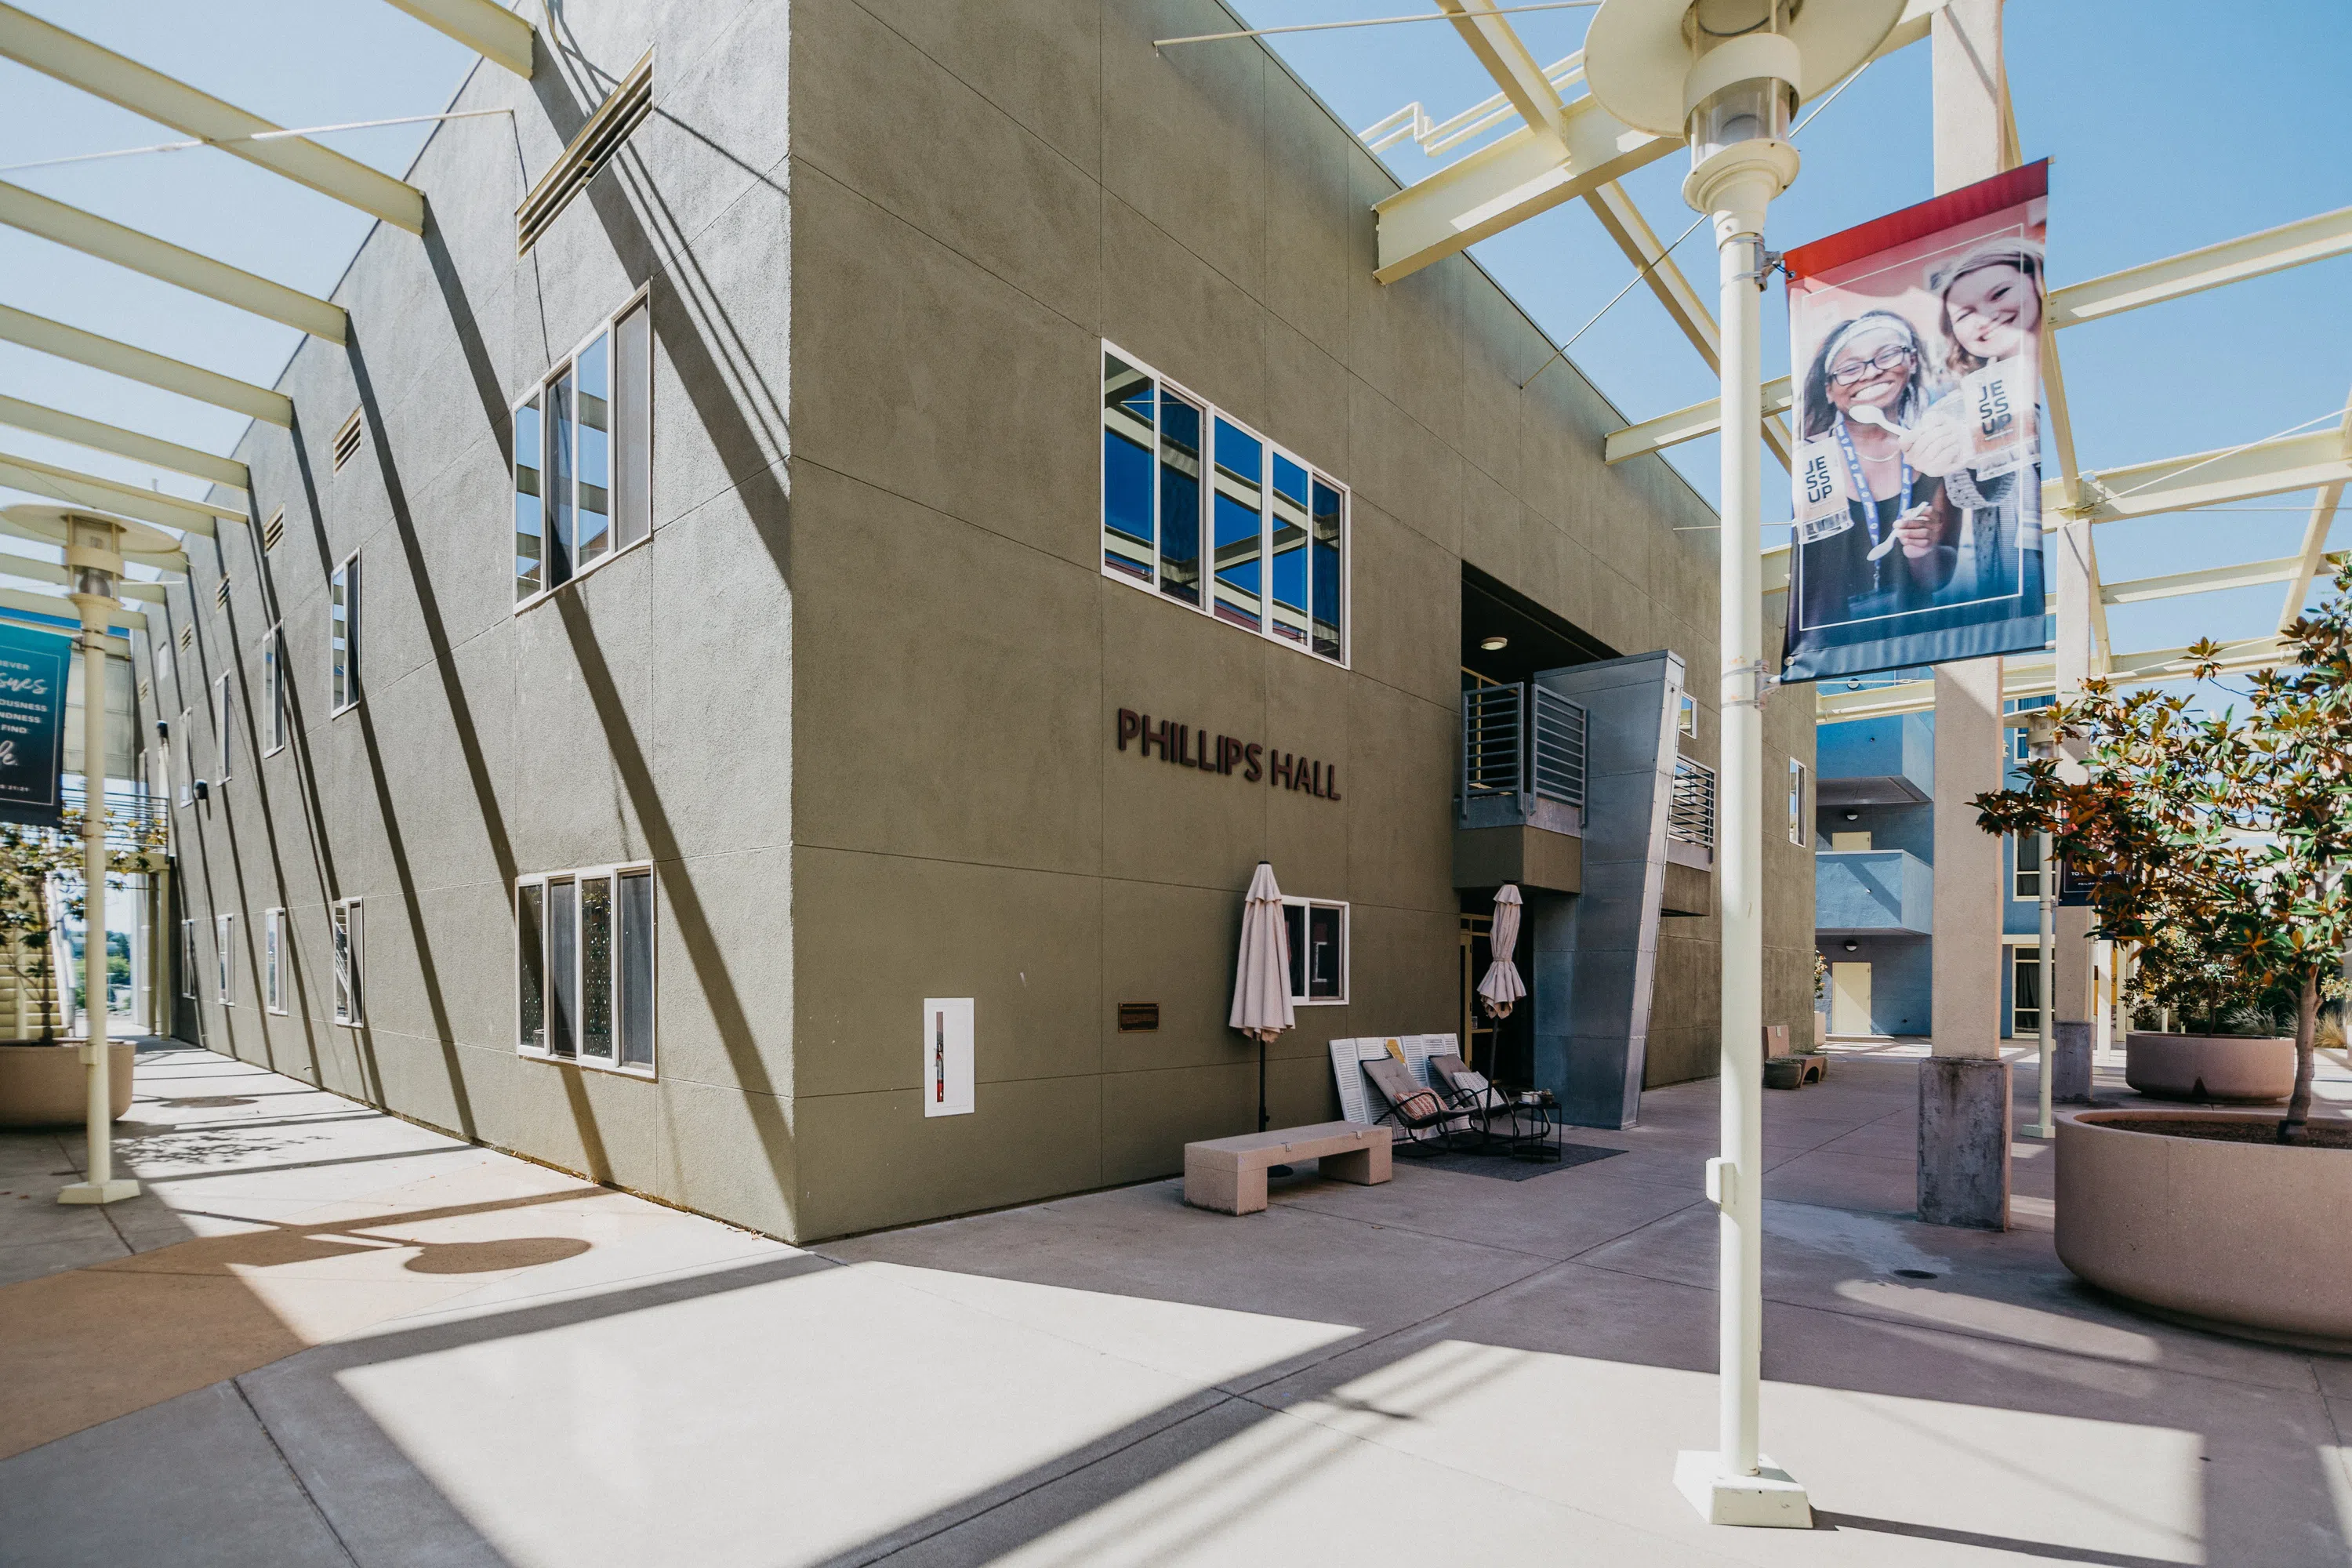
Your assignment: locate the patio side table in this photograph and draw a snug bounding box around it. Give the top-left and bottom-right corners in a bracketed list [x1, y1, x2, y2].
[1505, 1089, 1561, 1162]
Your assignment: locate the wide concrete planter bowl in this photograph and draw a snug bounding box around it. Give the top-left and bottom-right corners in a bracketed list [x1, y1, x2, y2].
[0, 1041, 135, 1127]
[2057, 1110, 2352, 1346]
[2124, 1031, 2294, 1103]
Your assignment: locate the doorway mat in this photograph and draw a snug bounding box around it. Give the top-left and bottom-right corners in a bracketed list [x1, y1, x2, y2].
[1396, 1143, 1625, 1181]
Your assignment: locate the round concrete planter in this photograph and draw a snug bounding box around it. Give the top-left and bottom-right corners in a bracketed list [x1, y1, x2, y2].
[2123, 1031, 2295, 1103]
[0, 1041, 135, 1127]
[2057, 1110, 2352, 1347]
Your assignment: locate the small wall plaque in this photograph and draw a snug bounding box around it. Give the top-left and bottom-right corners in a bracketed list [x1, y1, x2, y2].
[1117, 1002, 1160, 1033]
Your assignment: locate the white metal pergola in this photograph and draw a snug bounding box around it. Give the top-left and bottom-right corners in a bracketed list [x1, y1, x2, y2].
[0, 0, 537, 630]
[1341, 0, 2350, 720]
[0, 0, 538, 1205]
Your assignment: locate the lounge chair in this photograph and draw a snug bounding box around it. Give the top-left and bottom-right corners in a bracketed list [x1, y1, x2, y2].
[1426, 1053, 1538, 1151]
[1359, 1055, 1465, 1154]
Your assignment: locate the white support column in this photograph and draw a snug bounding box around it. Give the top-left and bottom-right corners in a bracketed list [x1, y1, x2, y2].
[58, 521, 135, 1207]
[1711, 198, 1769, 1488]
[1918, 0, 2013, 1230]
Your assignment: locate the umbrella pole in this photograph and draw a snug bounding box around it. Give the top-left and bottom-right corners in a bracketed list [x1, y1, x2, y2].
[1258, 1039, 1268, 1132]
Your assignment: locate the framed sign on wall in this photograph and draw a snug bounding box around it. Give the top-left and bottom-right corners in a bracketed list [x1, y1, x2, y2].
[923, 997, 974, 1117]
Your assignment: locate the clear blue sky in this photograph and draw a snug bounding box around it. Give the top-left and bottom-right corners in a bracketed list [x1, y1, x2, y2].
[2, 0, 2347, 662]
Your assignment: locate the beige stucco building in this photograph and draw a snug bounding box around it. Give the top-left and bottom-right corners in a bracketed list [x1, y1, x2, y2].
[153, 0, 1817, 1244]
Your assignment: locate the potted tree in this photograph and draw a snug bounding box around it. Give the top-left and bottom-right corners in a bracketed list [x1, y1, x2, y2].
[0, 808, 167, 1127]
[1972, 561, 2352, 1345]
[2113, 916, 2295, 1102]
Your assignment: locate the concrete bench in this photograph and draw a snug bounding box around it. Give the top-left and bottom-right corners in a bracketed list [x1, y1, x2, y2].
[1183, 1121, 1392, 1215]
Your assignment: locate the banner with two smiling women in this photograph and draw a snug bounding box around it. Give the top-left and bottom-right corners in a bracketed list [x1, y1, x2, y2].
[1780, 161, 2050, 683]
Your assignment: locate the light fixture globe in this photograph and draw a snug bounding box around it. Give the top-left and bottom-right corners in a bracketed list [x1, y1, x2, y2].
[1582, 0, 1904, 137]
[3, 503, 181, 568]
[1581, 0, 1902, 229]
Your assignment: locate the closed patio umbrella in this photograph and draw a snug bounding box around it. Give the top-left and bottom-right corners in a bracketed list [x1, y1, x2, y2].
[1230, 861, 1296, 1131]
[1477, 884, 1527, 1040]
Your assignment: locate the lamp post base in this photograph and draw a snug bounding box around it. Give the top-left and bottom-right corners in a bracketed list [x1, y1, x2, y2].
[59, 1178, 140, 1205]
[1675, 1450, 1813, 1528]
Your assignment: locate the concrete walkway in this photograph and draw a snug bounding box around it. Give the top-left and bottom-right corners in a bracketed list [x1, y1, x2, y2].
[3, 1041, 2350, 1566]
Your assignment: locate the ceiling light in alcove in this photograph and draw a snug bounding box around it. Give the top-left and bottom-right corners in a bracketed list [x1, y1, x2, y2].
[1479, 635, 1508, 652]
[1843, 941, 1858, 952]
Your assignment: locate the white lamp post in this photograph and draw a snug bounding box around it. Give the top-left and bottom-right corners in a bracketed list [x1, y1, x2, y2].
[1582, 0, 1900, 1528]
[9, 506, 179, 1207]
[2027, 707, 2058, 1139]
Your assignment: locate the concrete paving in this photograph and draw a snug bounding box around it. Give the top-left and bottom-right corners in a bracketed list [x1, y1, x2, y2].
[4, 1040, 2351, 1566]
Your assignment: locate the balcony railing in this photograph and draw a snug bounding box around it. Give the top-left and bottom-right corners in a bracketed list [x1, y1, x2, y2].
[1461, 682, 1586, 827]
[1668, 756, 1716, 849]
[59, 786, 170, 855]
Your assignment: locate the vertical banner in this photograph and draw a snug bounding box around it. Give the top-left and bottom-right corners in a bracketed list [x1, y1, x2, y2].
[1780, 161, 2050, 683]
[0, 621, 70, 829]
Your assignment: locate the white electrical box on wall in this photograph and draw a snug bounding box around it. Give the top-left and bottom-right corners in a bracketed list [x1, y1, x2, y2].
[922, 998, 974, 1117]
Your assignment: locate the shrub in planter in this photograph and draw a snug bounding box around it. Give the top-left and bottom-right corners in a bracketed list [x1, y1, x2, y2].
[1973, 561, 2352, 1145]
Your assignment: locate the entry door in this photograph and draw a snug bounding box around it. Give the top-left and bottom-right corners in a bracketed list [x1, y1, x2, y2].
[1830, 962, 1872, 1036]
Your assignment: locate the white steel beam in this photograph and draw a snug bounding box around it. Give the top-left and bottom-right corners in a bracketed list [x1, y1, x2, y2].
[2281, 484, 2345, 631]
[2098, 554, 2310, 606]
[1608, 377, 1794, 465]
[2047, 205, 2352, 328]
[0, 4, 424, 233]
[1436, 1, 1566, 140]
[0, 306, 292, 426]
[1372, 94, 1670, 283]
[0, 395, 248, 492]
[2040, 322, 2082, 513]
[2053, 429, 2352, 525]
[0, 452, 226, 535]
[379, 0, 535, 78]
[1813, 636, 2290, 724]
[1587, 181, 1795, 466]
[0, 182, 347, 342]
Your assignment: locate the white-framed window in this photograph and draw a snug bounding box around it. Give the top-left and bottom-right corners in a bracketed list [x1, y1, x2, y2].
[214, 673, 234, 782]
[1679, 692, 1698, 739]
[263, 907, 285, 1014]
[1281, 896, 1348, 1005]
[2011, 945, 2042, 1037]
[180, 917, 195, 999]
[330, 897, 363, 1025]
[2013, 833, 2043, 901]
[516, 863, 657, 1073]
[329, 554, 359, 713]
[514, 292, 653, 608]
[261, 626, 287, 755]
[1100, 344, 1348, 665]
[215, 912, 235, 1004]
[1788, 757, 1809, 846]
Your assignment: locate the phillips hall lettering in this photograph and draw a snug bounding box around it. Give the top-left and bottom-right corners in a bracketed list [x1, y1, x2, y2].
[1115, 710, 1341, 800]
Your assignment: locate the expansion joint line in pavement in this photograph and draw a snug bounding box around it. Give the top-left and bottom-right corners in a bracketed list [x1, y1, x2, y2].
[232, 1376, 362, 1568]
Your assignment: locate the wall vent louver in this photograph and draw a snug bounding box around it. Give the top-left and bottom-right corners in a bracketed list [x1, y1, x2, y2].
[215, 577, 230, 609]
[177, 623, 193, 651]
[261, 507, 285, 552]
[332, 409, 364, 471]
[516, 49, 654, 256]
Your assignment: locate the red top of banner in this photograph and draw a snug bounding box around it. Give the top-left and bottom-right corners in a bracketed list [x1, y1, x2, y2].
[1784, 159, 2049, 281]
